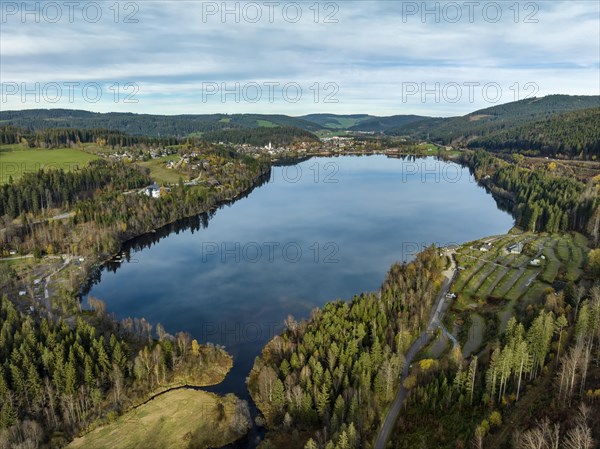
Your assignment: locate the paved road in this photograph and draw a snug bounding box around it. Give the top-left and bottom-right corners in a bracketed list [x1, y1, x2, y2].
[374, 250, 457, 449]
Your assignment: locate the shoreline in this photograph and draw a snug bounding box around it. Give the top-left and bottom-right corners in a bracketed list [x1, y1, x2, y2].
[10, 151, 516, 449]
[80, 151, 444, 292]
[74, 151, 500, 449]
[79, 167, 272, 298]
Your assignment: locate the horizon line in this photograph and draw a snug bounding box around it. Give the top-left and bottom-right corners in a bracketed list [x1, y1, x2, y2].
[1, 93, 599, 119]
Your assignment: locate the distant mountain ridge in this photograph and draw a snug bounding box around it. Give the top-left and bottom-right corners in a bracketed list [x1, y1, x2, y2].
[466, 107, 600, 158]
[2, 96, 598, 152]
[299, 114, 375, 129]
[298, 114, 432, 132]
[386, 94, 600, 144]
[0, 110, 324, 137]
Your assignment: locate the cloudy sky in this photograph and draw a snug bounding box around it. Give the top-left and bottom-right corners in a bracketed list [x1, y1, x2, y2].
[1, 0, 598, 116]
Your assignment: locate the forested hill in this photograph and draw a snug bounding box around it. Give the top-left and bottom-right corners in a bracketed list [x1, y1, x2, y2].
[348, 114, 431, 132]
[0, 124, 318, 148]
[0, 126, 180, 147]
[299, 114, 376, 129]
[2, 94, 598, 147]
[202, 126, 319, 146]
[298, 114, 432, 132]
[386, 95, 600, 144]
[0, 109, 323, 137]
[467, 108, 600, 158]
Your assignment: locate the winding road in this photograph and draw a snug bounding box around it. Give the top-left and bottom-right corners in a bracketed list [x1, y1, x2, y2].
[374, 250, 458, 449]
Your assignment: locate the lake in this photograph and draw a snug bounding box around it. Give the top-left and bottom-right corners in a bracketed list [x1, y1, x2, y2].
[84, 155, 513, 439]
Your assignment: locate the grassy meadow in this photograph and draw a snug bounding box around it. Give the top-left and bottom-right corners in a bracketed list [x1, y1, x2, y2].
[0, 144, 98, 184]
[68, 389, 244, 449]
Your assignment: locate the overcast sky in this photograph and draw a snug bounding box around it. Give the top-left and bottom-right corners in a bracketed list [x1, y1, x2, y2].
[1, 0, 599, 116]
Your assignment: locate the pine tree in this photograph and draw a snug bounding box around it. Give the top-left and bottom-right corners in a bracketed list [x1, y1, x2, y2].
[467, 356, 478, 405]
[304, 439, 318, 449]
[555, 314, 569, 359]
[485, 349, 500, 402]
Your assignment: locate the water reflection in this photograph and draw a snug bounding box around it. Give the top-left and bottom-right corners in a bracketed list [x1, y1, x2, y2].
[83, 155, 514, 448]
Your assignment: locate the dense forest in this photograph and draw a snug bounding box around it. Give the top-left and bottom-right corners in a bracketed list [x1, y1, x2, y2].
[0, 126, 179, 149]
[299, 114, 375, 130]
[463, 151, 599, 236]
[202, 126, 319, 146]
[0, 124, 318, 148]
[387, 95, 600, 149]
[0, 294, 241, 448]
[0, 110, 322, 138]
[467, 108, 600, 159]
[4, 95, 597, 141]
[248, 248, 444, 448]
[0, 160, 151, 219]
[346, 115, 429, 133]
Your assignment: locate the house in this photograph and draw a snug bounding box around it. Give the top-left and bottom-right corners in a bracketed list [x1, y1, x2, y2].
[530, 259, 541, 266]
[507, 242, 524, 254]
[9, 250, 16, 255]
[19, 291, 26, 296]
[479, 242, 493, 252]
[144, 183, 161, 198]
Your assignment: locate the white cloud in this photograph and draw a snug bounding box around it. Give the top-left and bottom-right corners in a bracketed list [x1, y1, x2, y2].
[1, 0, 598, 115]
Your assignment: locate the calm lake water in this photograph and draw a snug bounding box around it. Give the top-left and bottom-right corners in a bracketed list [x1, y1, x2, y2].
[84, 155, 513, 439]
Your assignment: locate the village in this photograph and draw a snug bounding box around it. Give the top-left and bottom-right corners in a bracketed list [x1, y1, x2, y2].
[99, 134, 459, 200]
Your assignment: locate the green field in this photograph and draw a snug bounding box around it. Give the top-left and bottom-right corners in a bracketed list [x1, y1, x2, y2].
[68, 389, 245, 449]
[324, 117, 365, 129]
[0, 145, 98, 184]
[136, 156, 183, 185]
[316, 129, 352, 138]
[256, 119, 278, 127]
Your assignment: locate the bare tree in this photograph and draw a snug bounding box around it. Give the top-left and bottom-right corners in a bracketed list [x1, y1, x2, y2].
[20, 420, 42, 448]
[87, 296, 106, 316]
[516, 418, 559, 449]
[473, 426, 484, 449]
[176, 332, 191, 358]
[156, 323, 166, 341]
[258, 366, 277, 403]
[557, 342, 586, 406]
[573, 285, 586, 319]
[563, 404, 595, 449]
[229, 398, 251, 435]
[111, 364, 124, 405]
